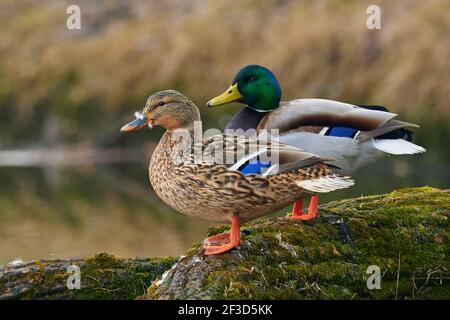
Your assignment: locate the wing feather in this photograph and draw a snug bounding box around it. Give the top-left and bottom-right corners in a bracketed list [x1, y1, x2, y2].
[200, 134, 328, 176]
[258, 99, 397, 133]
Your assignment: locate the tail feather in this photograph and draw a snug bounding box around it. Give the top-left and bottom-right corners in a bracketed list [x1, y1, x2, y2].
[373, 139, 426, 155]
[356, 119, 419, 141]
[296, 175, 354, 193]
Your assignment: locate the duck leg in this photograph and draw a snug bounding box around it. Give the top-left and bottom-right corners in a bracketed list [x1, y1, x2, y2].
[204, 215, 241, 255]
[291, 198, 305, 218]
[289, 195, 320, 221]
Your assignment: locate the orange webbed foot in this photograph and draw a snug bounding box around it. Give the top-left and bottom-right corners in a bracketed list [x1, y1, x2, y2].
[203, 215, 241, 255]
[291, 208, 318, 221]
[204, 241, 240, 255]
[289, 196, 320, 221]
[289, 198, 305, 220]
[204, 233, 230, 246]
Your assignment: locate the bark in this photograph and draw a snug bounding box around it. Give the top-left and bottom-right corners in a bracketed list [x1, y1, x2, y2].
[1, 187, 449, 300]
[0, 253, 177, 300]
[146, 187, 450, 299]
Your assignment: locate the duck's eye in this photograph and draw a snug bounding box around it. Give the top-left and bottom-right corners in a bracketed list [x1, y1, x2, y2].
[249, 76, 256, 81]
[158, 101, 166, 106]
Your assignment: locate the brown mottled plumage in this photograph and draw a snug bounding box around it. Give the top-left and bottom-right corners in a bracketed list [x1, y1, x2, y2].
[149, 130, 349, 223]
[121, 90, 354, 254]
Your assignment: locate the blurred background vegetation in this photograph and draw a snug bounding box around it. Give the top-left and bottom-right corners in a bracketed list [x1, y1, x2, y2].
[0, 0, 448, 264]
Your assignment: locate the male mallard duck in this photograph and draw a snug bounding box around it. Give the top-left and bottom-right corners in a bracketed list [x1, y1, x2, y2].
[207, 65, 425, 220]
[121, 90, 354, 255]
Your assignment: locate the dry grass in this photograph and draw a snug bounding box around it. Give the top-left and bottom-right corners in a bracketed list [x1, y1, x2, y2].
[0, 0, 449, 137]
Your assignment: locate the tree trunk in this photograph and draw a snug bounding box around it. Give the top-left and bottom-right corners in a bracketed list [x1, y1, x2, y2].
[146, 187, 450, 299]
[0, 253, 177, 299]
[1, 187, 449, 300]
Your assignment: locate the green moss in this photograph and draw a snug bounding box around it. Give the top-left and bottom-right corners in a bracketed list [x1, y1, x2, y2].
[72, 253, 178, 300]
[206, 224, 231, 236]
[7, 187, 447, 300]
[16, 253, 178, 300]
[148, 187, 450, 300]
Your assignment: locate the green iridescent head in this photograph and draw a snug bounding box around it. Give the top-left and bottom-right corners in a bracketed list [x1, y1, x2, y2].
[207, 65, 282, 112]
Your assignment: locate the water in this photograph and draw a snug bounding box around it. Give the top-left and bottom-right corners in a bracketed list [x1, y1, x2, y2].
[0, 163, 212, 264]
[0, 124, 448, 265]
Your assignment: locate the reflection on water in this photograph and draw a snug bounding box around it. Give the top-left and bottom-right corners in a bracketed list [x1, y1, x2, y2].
[0, 126, 448, 265]
[0, 164, 213, 265]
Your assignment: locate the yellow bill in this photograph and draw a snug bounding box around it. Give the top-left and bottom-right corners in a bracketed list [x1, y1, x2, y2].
[207, 83, 243, 107]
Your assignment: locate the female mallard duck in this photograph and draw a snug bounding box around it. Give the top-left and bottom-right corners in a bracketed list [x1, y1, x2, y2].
[121, 90, 354, 255]
[207, 65, 425, 221]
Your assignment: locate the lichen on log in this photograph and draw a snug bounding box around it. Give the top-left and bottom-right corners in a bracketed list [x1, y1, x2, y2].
[0, 187, 448, 300]
[146, 187, 450, 300]
[0, 253, 178, 300]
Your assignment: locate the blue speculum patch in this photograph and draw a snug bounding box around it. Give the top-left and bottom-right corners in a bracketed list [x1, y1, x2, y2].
[326, 127, 358, 138]
[239, 160, 272, 175]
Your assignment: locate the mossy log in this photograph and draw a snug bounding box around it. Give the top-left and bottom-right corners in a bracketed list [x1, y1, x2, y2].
[0, 187, 449, 300]
[146, 187, 449, 299]
[0, 253, 177, 299]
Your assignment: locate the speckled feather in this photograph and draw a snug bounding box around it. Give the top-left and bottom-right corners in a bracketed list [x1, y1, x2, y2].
[149, 129, 353, 223]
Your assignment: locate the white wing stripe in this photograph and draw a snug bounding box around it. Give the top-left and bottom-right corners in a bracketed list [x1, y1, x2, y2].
[373, 139, 426, 155]
[296, 175, 354, 193]
[229, 147, 268, 171]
